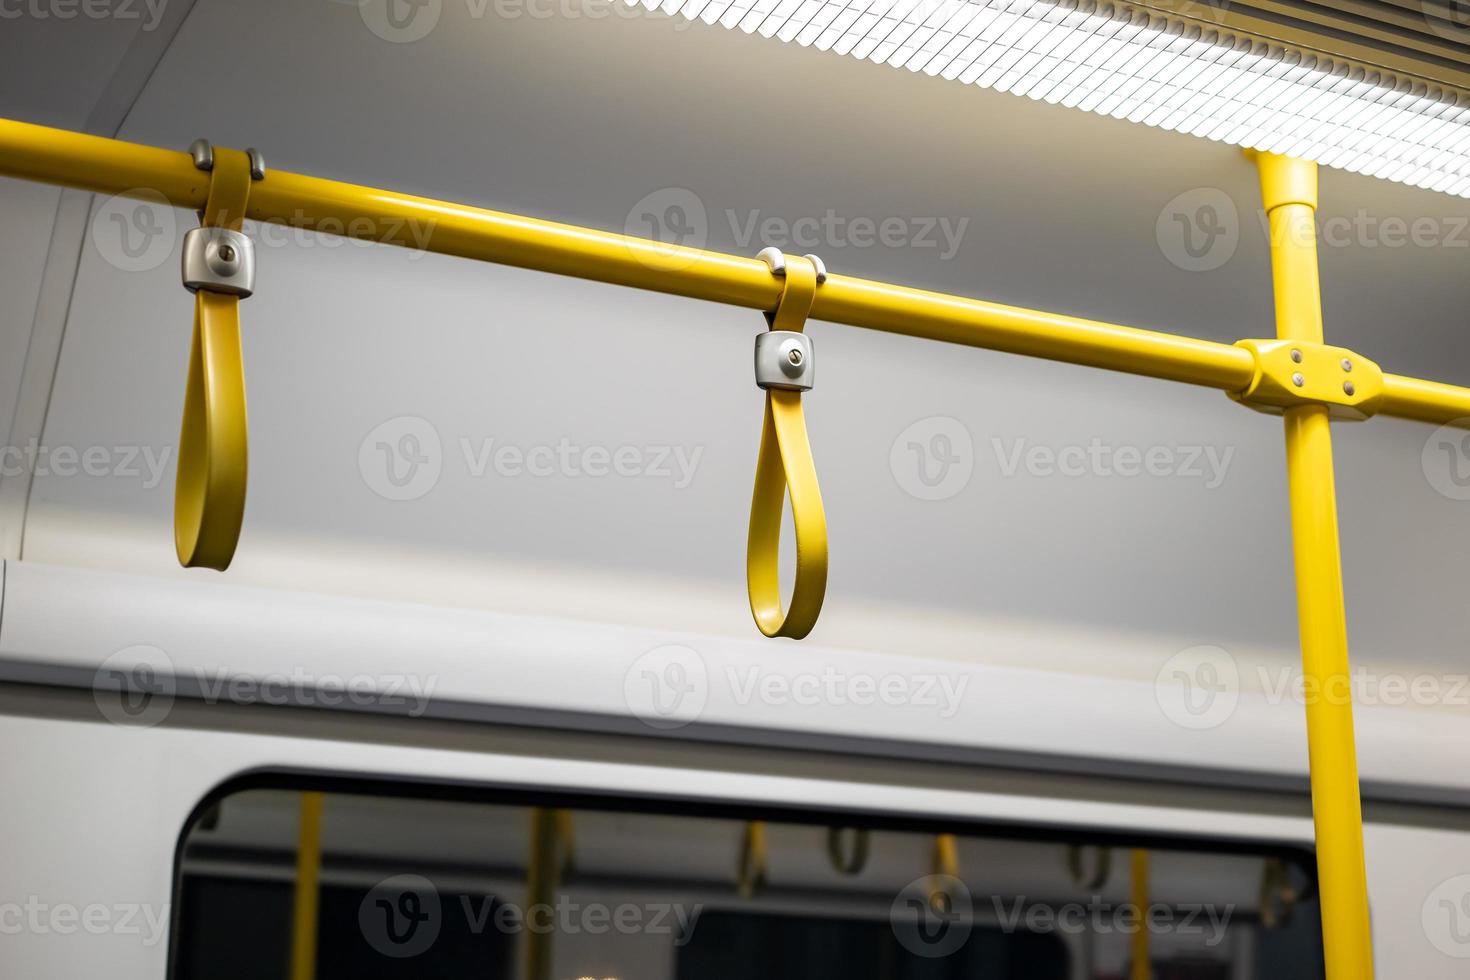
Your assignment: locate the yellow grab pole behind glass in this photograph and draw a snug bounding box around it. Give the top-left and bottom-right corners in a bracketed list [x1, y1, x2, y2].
[1254, 151, 1376, 980]
[290, 792, 323, 980]
[1131, 849, 1151, 980]
[523, 807, 573, 980]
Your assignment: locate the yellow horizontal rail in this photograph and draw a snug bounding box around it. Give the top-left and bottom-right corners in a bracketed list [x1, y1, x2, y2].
[1, 117, 1467, 426]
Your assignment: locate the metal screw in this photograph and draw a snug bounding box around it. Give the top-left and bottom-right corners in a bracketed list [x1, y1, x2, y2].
[1343, 381, 1356, 396]
[787, 348, 803, 366]
[1292, 372, 1305, 387]
[1290, 349, 1303, 363]
[1341, 358, 1352, 372]
[218, 244, 236, 263]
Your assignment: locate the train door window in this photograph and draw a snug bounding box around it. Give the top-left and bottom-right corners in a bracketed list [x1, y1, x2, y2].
[170, 784, 1324, 979]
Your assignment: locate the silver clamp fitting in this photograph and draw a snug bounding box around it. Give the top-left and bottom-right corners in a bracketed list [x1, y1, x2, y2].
[189, 138, 266, 181]
[182, 227, 256, 298]
[756, 246, 826, 283]
[755, 331, 813, 391]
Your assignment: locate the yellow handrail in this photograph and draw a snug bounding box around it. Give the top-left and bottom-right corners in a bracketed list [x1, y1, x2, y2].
[1255, 151, 1375, 980]
[4, 117, 1464, 425]
[0, 116, 1460, 980]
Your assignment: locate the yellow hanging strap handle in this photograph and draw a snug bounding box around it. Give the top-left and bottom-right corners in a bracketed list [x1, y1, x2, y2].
[928, 832, 960, 911]
[748, 249, 828, 639]
[1066, 843, 1113, 891]
[736, 820, 768, 899]
[1260, 857, 1302, 929]
[176, 141, 262, 570]
[826, 826, 871, 876]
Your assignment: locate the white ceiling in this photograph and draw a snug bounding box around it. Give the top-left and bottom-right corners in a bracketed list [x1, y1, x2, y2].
[2, 0, 1468, 684]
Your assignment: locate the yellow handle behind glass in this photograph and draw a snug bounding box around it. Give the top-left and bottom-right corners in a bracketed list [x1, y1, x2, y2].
[747, 254, 827, 639]
[176, 147, 252, 570]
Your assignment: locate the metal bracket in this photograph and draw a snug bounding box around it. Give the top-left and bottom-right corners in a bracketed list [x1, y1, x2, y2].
[757, 246, 826, 283]
[1229, 339, 1384, 421]
[755, 331, 813, 391]
[189, 138, 213, 171]
[182, 227, 256, 298]
[189, 138, 265, 181]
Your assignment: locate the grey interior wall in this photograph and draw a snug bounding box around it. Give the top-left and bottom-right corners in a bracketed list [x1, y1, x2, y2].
[0, 179, 59, 453]
[5, 0, 1469, 678]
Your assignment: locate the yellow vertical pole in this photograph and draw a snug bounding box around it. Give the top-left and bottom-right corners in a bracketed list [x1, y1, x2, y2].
[523, 808, 561, 980]
[291, 792, 324, 980]
[1130, 850, 1150, 980]
[1254, 151, 1375, 980]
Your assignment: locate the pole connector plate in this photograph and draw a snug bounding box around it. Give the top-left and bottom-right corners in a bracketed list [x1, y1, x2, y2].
[1228, 339, 1383, 420]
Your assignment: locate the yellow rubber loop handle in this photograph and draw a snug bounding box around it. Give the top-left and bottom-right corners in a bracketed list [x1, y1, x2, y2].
[747, 255, 827, 639]
[928, 832, 960, 910]
[176, 147, 252, 570]
[736, 820, 768, 898]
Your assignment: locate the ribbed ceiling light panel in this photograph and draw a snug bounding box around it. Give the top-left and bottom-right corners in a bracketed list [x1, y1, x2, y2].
[629, 0, 1470, 195]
